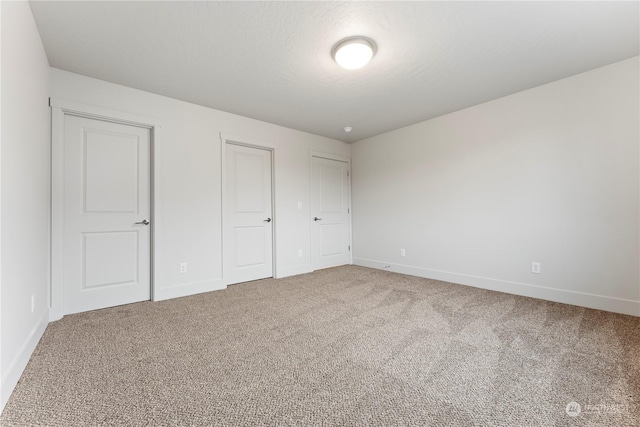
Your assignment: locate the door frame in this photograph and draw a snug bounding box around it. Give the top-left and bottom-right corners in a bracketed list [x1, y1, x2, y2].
[220, 133, 276, 285]
[309, 151, 353, 269]
[50, 98, 162, 321]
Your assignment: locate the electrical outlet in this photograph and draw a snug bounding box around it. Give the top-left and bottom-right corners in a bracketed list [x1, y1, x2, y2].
[31, 294, 35, 313]
[180, 262, 188, 273]
[531, 262, 541, 274]
[400, 248, 406, 257]
[383, 265, 391, 269]
[298, 249, 303, 257]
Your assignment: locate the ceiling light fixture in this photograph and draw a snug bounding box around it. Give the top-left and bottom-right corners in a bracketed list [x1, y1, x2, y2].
[344, 126, 353, 133]
[332, 36, 376, 70]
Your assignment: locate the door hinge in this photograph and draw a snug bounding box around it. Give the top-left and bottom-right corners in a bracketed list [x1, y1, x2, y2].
[348, 208, 350, 214]
[348, 245, 351, 251]
[347, 171, 349, 177]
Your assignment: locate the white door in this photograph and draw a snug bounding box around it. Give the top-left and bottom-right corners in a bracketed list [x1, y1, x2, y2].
[311, 156, 351, 270]
[63, 115, 151, 315]
[224, 143, 273, 285]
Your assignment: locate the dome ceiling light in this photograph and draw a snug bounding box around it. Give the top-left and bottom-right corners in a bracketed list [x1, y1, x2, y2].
[332, 36, 376, 70]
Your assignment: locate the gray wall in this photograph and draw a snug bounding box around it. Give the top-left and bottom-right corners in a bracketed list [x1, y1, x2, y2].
[1, 1, 51, 409]
[352, 57, 640, 315]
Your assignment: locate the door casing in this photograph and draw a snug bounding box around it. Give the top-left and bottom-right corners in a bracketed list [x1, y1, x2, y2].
[50, 98, 162, 321]
[221, 133, 277, 285]
[309, 151, 353, 270]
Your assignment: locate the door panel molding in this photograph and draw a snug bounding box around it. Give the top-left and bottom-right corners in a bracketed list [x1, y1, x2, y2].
[50, 98, 161, 321]
[221, 134, 276, 285]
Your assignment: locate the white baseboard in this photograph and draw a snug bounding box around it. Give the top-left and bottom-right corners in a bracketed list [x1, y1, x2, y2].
[353, 258, 640, 317]
[276, 265, 314, 279]
[1, 309, 49, 413]
[153, 278, 225, 301]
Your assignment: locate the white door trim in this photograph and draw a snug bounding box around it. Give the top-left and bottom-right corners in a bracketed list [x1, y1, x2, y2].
[50, 98, 162, 321]
[309, 151, 353, 268]
[220, 133, 277, 284]
[309, 150, 351, 164]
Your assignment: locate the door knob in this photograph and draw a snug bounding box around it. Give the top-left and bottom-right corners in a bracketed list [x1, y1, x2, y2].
[264, 218, 272, 222]
[314, 217, 322, 221]
[135, 219, 150, 225]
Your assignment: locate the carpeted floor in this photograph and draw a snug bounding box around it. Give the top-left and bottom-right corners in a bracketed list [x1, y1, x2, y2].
[1, 265, 639, 426]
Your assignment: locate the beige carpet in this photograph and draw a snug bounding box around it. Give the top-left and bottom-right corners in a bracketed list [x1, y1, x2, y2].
[2, 265, 639, 426]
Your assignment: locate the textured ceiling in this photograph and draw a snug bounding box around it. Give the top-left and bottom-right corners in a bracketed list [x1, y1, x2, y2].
[30, 1, 639, 143]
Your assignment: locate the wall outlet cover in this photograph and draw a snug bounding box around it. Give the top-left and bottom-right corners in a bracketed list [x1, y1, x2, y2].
[532, 262, 541, 274]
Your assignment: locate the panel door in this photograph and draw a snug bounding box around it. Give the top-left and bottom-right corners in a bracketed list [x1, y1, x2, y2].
[224, 143, 273, 285]
[311, 156, 350, 270]
[63, 115, 151, 315]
